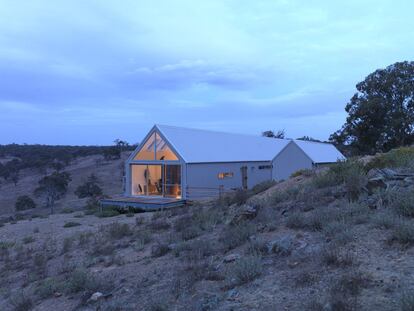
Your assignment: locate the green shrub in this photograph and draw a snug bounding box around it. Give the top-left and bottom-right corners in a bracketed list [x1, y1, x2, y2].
[401, 290, 414, 311]
[107, 222, 132, 239]
[75, 174, 103, 198]
[60, 207, 74, 214]
[291, 169, 314, 178]
[35, 277, 60, 299]
[251, 180, 276, 195]
[220, 222, 256, 250]
[286, 212, 307, 229]
[63, 221, 81, 228]
[229, 189, 251, 206]
[151, 242, 170, 257]
[366, 147, 414, 170]
[392, 220, 414, 245]
[226, 256, 263, 287]
[65, 269, 101, 293]
[15, 195, 36, 211]
[96, 206, 120, 218]
[9, 291, 33, 311]
[389, 190, 414, 218]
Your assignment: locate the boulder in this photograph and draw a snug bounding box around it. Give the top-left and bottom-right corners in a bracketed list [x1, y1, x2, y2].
[87, 292, 103, 303]
[267, 235, 294, 255]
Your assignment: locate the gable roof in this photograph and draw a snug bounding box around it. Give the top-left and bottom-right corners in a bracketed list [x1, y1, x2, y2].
[293, 139, 345, 163]
[155, 124, 290, 163]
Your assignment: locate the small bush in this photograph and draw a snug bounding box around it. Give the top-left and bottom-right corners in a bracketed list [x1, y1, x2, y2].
[291, 169, 314, 178]
[149, 219, 171, 231]
[151, 242, 170, 257]
[251, 180, 276, 195]
[286, 212, 307, 230]
[321, 246, 355, 267]
[401, 289, 414, 311]
[392, 220, 414, 245]
[60, 207, 74, 214]
[226, 256, 263, 287]
[107, 222, 132, 239]
[229, 189, 251, 206]
[371, 211, 398, 229]
[96, 207, 120, 218]
[63, 221, 81, 228]
[9, 291, 33, 311]
[65, 269, 101, 293]
[15, 195, 36, 211]
[35, 277, 60, 299]
[181, 225, 201, 241]
[270, 190, 290, 205]
[366, 147, 414, 170]
[389, 190, 414, 218]
[62, 237, 74, 253]
[220, 222, 256, 250]
[324, 221, 354, 245]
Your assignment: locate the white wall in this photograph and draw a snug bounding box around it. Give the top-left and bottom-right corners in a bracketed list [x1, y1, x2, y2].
[272, 142, 313, 180]
[186, 161, 272, 199]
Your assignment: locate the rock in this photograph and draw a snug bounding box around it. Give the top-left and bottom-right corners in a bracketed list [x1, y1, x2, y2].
[226, 289, 239, 301]
[228, 204, 258, 225]
[87, 292, 103, 303]
[366, 177, 387, 194]
[223, 254, 240, 263]
[267, 235, 294, 255]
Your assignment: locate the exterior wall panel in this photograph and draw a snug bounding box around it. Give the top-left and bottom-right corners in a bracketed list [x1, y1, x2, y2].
[186, 161, 272, 199]
[272, 142, 313, 180]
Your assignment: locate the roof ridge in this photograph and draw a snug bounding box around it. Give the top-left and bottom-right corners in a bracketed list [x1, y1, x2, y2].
[155, 124, 288, 142]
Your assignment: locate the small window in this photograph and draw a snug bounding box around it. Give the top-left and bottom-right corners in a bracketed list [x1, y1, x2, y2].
[258, 165, 272, 170]
[218, 172, 234, 179]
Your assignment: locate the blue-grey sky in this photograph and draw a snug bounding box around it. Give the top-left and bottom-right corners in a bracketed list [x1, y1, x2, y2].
[1, 0, 413, 145]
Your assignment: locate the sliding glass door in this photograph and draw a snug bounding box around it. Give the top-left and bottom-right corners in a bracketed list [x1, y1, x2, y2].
[131, 164, 181, 198]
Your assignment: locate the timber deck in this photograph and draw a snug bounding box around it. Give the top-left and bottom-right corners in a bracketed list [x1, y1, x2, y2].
[100, 196, 186, 211]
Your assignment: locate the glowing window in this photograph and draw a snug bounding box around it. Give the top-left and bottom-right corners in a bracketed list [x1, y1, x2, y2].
[218, 172, 234, 179]
[134, 132, 179, 161]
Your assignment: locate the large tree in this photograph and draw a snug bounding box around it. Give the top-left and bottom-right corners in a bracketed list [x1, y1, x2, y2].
[330, 61, 414, 154]
[34, 171, 71, 214]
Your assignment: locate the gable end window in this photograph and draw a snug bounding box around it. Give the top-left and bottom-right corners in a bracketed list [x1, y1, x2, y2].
[218, 172, 234, 179]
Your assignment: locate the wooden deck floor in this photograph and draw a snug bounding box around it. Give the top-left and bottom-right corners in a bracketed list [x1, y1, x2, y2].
[100, 196, 186, 211]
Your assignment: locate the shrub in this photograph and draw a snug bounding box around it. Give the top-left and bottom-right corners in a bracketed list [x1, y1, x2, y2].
[220, 222, 256, 250]
[65, 269, 101, 293]
[401, 290, 414, 311]
[62, 237, 74, 253]
[366, 147, 414, 171]
[96, 206, 120, 218]
[270, 190, 290, 205]
[286, 212, 307, 230]
[226, 256, 263, 287]
[9, 291, 33, 311]
[35, 277, 60, 299]
[60, 207, 74, 214]
[371, 211, 398, 229]
[15, 195, 36, 211]
[75, 174, 103, 198]
[321, 246, 355, 267]
[63, 221, 81, 228]
[250, 180, 276, 195]
[151, 242, 170, 257]
[149, 219, 171, 231]
[291, 169, 314, 178]
[392, 220, 414, 245]
[324, 221, 354, 245]
[181, 225, 201, 241]
[107, 222, 132, 239]
[389, 190, 414, 218]
[229, 189, 251, 206]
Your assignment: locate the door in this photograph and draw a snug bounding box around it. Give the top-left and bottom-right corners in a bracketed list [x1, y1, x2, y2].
[164, 165, 182, 198]
[241, 166, 248, 190]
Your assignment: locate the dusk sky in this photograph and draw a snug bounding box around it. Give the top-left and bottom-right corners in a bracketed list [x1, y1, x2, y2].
[1, 0, 413, 145]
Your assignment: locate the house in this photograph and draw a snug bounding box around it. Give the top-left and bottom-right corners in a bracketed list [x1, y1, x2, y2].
[122, 124, 345, 201]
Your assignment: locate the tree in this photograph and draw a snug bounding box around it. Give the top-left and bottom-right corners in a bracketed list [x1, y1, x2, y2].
[297, 136, 322, 142]
[262, 129, 285, 139]
[330, 61, 414, 154]
[34, 171, 71, 214]
[103, 147, 121, 160]
[114, 139, 129, 151]
[75, 174, 103, 198]
[15, 195, 36, 211]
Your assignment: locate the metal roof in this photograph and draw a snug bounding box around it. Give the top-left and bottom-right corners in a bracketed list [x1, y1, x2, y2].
[134, 124, 345, 164]
[293, 139, 346, 163]
[156, 124, 290, 163]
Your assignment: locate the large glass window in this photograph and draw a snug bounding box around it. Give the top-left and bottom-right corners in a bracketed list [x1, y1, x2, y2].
[134, 132, 178, 161]
[164, 165, 181, 198]
[134, 133, 156, 160]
